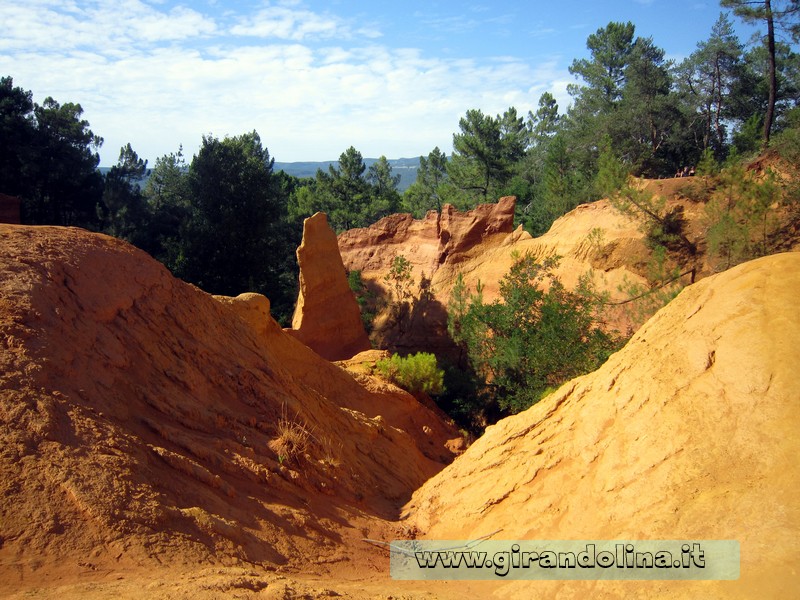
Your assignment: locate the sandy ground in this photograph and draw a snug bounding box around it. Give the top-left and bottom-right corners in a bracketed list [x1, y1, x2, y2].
[2, 182, 799, 598]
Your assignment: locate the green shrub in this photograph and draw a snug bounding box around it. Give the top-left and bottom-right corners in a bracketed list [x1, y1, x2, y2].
[774, 108, 800, 223]
[437, 362, 496, 433]
[375, 352, 445, 396]
[383, 255, 414, 302]
[347, 269, 378, 332]
[449, 254, 620, 414]
[616, 245, 686, 332]
[704, 161, 782, 270]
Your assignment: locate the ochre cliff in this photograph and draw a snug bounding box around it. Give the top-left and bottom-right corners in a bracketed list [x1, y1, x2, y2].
[338, 195, 654, 352]
[338, 195, 518, 282]
[404, 252, 800, 599]
[288, 211, 371, 360]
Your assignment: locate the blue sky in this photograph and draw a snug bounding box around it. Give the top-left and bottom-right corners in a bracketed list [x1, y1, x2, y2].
[0, 0, 770, 166]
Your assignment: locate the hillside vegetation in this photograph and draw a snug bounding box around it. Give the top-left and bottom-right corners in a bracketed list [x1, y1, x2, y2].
[2, 5, 798, 325]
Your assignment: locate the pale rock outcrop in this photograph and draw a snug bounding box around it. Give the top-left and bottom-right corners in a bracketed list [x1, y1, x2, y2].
[405, 252, 800, 599]
[212, 292, 278, 339]
[288, 212, 371, 361]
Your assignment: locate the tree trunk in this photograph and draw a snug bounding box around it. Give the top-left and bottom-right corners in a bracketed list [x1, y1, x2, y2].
[714, 55, 724, 148]
[763, 0, 777, 147]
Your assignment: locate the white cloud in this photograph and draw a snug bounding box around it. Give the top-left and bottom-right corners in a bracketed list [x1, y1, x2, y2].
[229, 4, 385, 42]
[134, 5, 218, 42]
[230, 6, 343, 41]
[0, 0, 216, 56]
[0, 1, 572, 164]
[419, 15, 481, 35]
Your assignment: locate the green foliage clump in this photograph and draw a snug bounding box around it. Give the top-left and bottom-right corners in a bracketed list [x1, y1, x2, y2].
[615, 245, 688, 332]
[383, 254, 414, 302]
[449, 254, 620, 415]
[347, 270, 378, 332]
[704, 159, 782, 270]
[374, 254, 417, 336]
[99, 143, 150, 247]
[1, 76, 104, 227]
[597, 139, 698, 255]
[402, 147, 449, 217]
[773, 107, 800, 223]
[287, 147, 401, 232]
[448, 107, 527, 205]
[375, 352, 445, 396]
[436, 363, 487, 432]
[163, 131, 300, 323]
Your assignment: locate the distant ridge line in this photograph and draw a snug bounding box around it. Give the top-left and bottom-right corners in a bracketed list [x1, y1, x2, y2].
[274, 157, 421, 191]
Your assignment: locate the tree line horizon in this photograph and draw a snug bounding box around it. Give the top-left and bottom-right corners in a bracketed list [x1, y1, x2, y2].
[1, 2, 798, 326]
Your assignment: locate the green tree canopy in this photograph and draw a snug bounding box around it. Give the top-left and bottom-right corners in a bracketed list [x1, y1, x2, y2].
[722, 0, 800, 145]
[0, 77, 104, 226]
[614, 36, 683, 175]
[528, 92, 561, 144]
[366, 155, 402, 221]
[100, 143, 150, 247]
[449, 254, 619, 414]
[676, 13, 744, 156]
[167, 131, 297, 319]
[402, 146, 449, 216]
[568, 21, 637, 115]
[448, 108, 525, 203]
[0, 76, 36, 198]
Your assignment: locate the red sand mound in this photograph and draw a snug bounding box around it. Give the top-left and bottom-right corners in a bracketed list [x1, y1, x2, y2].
[0, 224, 458, 593]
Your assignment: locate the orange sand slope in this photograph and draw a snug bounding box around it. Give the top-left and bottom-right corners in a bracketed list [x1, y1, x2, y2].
[0, 224, 458, 594]
[406, 252, 800, 599]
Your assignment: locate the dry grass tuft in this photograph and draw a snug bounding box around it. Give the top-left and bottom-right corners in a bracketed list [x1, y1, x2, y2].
[273, 404, 312, 465]
[318, 435, 343, 470]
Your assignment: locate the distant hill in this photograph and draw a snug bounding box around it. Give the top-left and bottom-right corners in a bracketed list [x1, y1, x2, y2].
[100, 157, 422, 192]
[274, 157, 420, 191]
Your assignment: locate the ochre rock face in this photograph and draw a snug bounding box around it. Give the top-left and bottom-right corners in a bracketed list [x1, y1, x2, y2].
[337, 197, 525, 354]
[405, 252, 800, 599]
[288, 212, 371, 361]
[339, 195, 652, 306]
[338, 196, 652, 352]
[338, 196, 517, 279]
[437, 195, 517, 263]
[0, 224, 458, 587]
